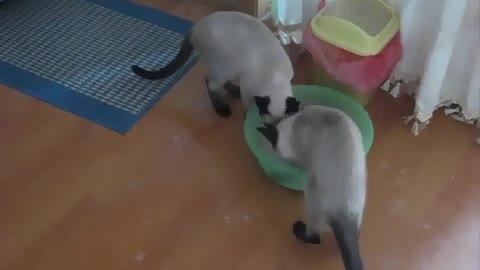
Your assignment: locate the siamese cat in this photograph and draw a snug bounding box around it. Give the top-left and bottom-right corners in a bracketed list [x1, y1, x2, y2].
[131, 11, 300, 122]
[257, 105, 367, 270]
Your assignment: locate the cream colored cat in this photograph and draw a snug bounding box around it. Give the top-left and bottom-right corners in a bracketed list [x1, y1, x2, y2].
[131, 11, 300, 122]
[257, 105, 367, 270]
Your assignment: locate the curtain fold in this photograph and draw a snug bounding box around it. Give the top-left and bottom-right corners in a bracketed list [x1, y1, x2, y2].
[383, 0, 480, 141]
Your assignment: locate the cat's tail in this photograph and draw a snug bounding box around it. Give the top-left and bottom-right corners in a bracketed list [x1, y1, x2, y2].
[330, 214, 364, 270]
[131, 33, 193, 80]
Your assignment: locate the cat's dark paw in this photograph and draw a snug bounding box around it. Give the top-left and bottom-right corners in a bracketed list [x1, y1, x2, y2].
[224, 81, 241, 99]
[228, 88, 241, 99]
[293, 221, 321, 244]
[214, 105, 232, 117]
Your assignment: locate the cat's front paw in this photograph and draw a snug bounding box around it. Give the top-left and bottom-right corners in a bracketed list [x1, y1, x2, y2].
[293, 221, 321, 244]
[224, 81, 241, 99]
[214, 104, 232, 117]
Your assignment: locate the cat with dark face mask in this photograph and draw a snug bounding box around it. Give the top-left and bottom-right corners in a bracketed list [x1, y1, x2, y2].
[257, 105, 367, 270]
[131, 11, 300, 123]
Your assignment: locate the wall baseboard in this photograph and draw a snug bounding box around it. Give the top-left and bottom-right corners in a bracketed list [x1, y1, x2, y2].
[188, 0, 258, 16]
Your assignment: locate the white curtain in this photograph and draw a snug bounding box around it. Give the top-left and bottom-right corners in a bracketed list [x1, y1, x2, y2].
[383, 0, 480, 141]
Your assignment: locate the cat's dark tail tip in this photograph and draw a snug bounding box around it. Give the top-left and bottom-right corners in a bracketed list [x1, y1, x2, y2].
[131, 65, 145, 76]
[131, 65, 158, 80]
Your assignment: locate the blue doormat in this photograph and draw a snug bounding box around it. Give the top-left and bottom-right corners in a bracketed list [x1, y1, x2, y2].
[0, 0, 198, 133]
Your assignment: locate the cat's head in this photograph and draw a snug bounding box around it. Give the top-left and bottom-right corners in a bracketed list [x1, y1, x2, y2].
[254, 95, 300, 124]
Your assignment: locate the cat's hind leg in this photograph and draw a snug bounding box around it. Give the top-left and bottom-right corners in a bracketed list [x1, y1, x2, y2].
[293, 218, 322, 244]
[293, 176, 322, 244]
[206, 74, 231, 117]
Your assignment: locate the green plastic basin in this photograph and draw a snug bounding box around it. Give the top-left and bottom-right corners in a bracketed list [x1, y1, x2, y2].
[244, 85, 374, 191]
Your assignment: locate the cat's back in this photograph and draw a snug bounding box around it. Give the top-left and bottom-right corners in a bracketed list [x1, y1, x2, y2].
[292, 105, 366, 213]
[293, 106, 361, 142]
[192, 11, 273, 43]
[190, 11, 289, 70]
[291, 105, 364, 169]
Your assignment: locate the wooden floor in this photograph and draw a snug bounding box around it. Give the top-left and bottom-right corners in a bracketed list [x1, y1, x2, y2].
[1, 1, 479, 270]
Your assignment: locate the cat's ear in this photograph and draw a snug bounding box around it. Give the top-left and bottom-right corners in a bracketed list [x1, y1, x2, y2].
[285, 96, 300, 116]
[254, 96, 271, 115]
[256, 123, 278, 147]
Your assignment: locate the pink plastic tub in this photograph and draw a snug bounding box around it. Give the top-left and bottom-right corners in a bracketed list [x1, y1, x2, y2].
[303, 1, 403, 94]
